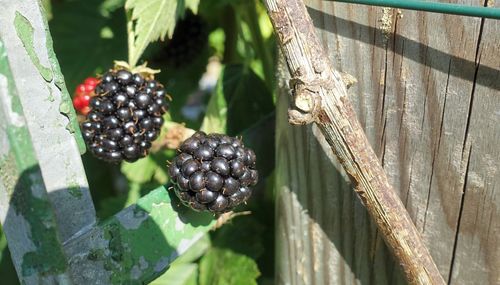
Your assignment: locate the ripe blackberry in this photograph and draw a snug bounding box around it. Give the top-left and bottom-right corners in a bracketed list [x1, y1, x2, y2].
[169, 132, 258, 214]
[81, 68, 169, 163]
[160, 11, 208, 68]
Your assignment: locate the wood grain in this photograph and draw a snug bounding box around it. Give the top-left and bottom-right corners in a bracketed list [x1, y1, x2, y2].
[448, 3, 500, 284]
[266, 0, 446, 283]
[275, 0, 499, 284]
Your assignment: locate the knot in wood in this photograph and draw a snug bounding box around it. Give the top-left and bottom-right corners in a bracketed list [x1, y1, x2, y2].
[287, 76, 322, 125]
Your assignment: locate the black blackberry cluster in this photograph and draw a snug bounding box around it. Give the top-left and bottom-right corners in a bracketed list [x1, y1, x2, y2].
[81, 69, 169, 163]
[162, 11, 208, 68]
[169, 132, 258, 214]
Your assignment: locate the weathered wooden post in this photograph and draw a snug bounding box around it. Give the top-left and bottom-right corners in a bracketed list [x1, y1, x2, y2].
[269, 0, 499, 284]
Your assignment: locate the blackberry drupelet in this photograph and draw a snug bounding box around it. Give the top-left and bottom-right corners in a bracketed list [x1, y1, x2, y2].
[81, 69, 169, 163]
[169, 132, 258, 214]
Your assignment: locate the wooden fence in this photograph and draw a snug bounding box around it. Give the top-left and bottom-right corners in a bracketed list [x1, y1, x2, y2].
[276, 1, 499, 284]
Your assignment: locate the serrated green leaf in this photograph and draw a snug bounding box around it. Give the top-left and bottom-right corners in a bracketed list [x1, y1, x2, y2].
[199, 248, 260, 285]
[185, 0, 200, 13]
[126, 0, 182, 66]
[121, 156, 158, 184]
[151, 263, 198, 285]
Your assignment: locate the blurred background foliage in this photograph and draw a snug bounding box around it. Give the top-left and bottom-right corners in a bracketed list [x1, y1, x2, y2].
[0, 0, 277, 284]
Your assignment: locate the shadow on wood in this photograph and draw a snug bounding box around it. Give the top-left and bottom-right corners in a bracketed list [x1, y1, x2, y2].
[275, 86, 407, 284]
[307, 6, 500, 91]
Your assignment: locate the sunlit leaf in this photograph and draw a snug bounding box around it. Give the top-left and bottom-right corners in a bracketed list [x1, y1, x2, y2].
[125, 0, 198, 66]
[121, 156, 158, 184]
[150, 264, 198, 285]
[185, 0, 200, 14]
[200, 80, 227, 134]
[173, 234, 211, 265]
[199, 248, 260, 285]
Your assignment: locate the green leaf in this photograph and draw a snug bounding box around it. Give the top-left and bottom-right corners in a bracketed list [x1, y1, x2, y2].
[97, 195, 128, 219]
[151, 263, 198, 285]
[212, 216, 265, 260]
[50, 0, 127, 91]
[199, 0, 241, 13]
[185, 0, 200, 14]
[219, 64, 274, 135]
[0, 227, 19, 285]
[208, 28, 225, 58]
[200, 79, 227, 134]
[121, 156, 158, 184]
[172, 234, 211, 265]
[240, 112, 275, 177]
[153, 45, 211, 129]
[99, 0, 126, 17]
[199, 248, 260, 285]
[126, 0, 193, 66]
[154, 166, 169, 185]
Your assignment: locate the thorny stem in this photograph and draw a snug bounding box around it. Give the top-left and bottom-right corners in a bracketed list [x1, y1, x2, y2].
[262, 0, 445, 284]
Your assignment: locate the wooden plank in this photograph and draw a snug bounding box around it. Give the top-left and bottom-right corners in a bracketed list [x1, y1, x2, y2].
[274, 0, 498, 284]
[275, 78, 377, 284]
[0, 0, 95, 242]
[0, 36, 73, 284]
[449, 2, 500, 283]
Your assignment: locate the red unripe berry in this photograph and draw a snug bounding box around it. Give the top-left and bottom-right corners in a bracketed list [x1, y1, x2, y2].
[74, 77, 99, 115]
[75, 84, 86, 96]
[84, 84, 95, 93]
[84, 77, 99, 87]
[73, 96, 84, 110]
[80, 106, 91, 116]
[81, 94, 91, 106]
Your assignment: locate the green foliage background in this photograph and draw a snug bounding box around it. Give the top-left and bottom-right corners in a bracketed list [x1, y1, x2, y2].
[0, 0, 276, 284]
